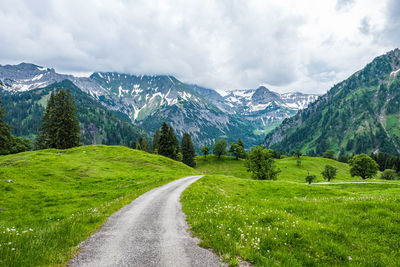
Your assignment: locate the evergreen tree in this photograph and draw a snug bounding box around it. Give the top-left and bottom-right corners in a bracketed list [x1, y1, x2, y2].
[35, 89, 81, 149]
[138, 137, 150, 152]
[0, 93, 13, 154]
[158, 122, 179, 160]
[169, 126, 179, 159]
[152, 129, 160, 152]
[181, 132, 196, 167]
[131, 141, 137, 149]
[238, 138, 245, 149]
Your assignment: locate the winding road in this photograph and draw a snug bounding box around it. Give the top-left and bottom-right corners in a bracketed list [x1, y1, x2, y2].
[69, 175, 222, 267]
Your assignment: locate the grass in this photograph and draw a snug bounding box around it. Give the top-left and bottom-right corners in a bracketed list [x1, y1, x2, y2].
[182, 156, 400, 266]
[0, 145, 197, 266]
[196, 155, 366, 182]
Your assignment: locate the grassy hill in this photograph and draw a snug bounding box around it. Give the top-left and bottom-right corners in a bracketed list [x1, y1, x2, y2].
[196, 155, 355, 183]
[182, 156, 400, 266]
[0, 145, 197, 266]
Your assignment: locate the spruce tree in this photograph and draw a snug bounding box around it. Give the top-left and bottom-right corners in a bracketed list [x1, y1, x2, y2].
[0, 93, 13, 154]
[158, 122, 179, 160]
[181, 132, 196, 167]
[169, 126, 179, 160]
[35, 89, 81, 149]
[152, 129, 160, 152]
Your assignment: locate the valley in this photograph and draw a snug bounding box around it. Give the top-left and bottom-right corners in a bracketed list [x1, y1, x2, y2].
[0, 63, 318, 148]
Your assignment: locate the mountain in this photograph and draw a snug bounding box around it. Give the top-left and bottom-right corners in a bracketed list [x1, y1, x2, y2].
[0, 63, 317, 148]
[265, 48, 400, 156]
[88, 72, 260, 147]
[0, 80, 149, 146]
[218, 86, 318, 133]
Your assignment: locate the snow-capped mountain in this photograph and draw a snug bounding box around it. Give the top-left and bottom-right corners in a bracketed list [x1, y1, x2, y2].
[0, 63, 318, 147]
[194, 85, 319, 133]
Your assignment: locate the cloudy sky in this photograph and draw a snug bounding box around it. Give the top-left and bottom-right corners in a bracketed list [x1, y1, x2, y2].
[0, 0, 399, 93]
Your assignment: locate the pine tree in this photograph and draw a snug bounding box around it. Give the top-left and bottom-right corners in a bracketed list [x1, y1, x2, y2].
[181, 132, 196, 167]
[152, 129, 160, 152]
[0, 93, 13, 154]
[169, 126, 179, 160]
[158, 122, 178, 159]
[238, 138, 244, 149]
[35, 89, 81, 149]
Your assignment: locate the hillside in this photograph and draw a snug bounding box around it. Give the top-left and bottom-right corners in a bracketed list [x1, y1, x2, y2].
[0, 80, 149, 145]
[265, 48, 400, 156]
[0, 145, 197, 266]
[0, 63, 317, 148]
[182, 156, 400, 266]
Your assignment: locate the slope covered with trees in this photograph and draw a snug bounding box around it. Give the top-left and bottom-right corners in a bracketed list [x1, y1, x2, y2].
[265, 49, 400, 156]
[0, 80, 149, 146]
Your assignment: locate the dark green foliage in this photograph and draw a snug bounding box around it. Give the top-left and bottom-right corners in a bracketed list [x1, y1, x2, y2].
[306, 174, 316, 184]
[338, 155, 349, 163]
[152, 129, 160, 152]
[349, 154, 379, 179]
[321, 165, 337, 182]
[238, 138, 245, 150]
[158, 122, 179, 160]
[296, 159, 301, 166]
[265, 49, 400, 156]
[323, 150, 335, 159]
[181, 132, 196, 167]
[35, 89, 81, 149]
[229, 142, 245, 160]
[380, 169, 398, 180]
[0, 93, 31, 155]
[245, 145, 280, 180]
[1, 81, 148, 146]
[370, 152, 400, 173]
[294, 150, 302, 158]
[138, 137, 150, 152]
[213, 139, 227, 160]
[0, 93, 13, 154]
[201, 145, 210, 158]
[131, 141, 137, 149]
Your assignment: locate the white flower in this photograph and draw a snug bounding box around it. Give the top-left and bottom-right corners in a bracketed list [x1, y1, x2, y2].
[348, 256, 352, 260]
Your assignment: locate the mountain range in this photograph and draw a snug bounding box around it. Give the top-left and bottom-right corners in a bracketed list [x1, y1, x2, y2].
[265, 48, 400, 156]
[0, 63, 317, 148]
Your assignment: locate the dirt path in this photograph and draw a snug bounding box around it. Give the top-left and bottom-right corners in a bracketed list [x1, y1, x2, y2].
[69, 175, 223, 267]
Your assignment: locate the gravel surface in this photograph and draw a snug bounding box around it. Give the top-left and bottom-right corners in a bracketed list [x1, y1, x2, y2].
[69, 175, 223, 267]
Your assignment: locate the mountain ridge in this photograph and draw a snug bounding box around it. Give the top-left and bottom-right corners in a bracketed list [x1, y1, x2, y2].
[264, 48, 400, 156]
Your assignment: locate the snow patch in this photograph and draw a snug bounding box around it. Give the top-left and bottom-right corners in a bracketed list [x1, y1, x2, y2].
[390, 68, 400, 76]
[31, 74, 43, 81]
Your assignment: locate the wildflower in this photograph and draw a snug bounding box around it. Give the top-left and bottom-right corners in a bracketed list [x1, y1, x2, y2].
[348, 256, 352, 260]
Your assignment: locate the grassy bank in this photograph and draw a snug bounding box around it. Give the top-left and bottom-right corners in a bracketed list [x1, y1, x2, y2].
[182, 156, 400, 266]
[0, 145, 197, 266]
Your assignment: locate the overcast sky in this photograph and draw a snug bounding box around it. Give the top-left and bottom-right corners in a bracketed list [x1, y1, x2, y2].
[0, 0, 399, 93]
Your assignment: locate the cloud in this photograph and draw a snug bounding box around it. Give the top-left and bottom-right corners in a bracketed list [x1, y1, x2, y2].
[0, 0, 394, 94]
[336, 0, 355, 11]
[359, 17, 371, 35]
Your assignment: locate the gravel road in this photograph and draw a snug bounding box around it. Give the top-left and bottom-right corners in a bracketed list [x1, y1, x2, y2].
[69, 175, 223, 267]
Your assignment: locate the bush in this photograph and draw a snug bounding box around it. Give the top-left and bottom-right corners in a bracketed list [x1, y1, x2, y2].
[381, 169, 398, 180]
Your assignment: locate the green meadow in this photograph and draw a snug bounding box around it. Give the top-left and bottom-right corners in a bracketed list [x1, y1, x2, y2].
[0, 145, 197, 266]
[182, 155, 400, 266]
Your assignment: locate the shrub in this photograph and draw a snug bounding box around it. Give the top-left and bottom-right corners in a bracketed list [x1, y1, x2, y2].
[381, 169, 397, 180]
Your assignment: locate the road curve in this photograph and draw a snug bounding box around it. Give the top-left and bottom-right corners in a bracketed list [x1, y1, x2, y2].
[69, 175, 222, 267]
